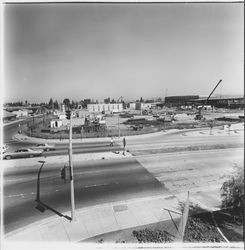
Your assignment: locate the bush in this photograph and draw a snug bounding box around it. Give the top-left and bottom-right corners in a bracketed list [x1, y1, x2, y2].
[220, 165, 244, 212]
[184, 217, 224, 242]
[132, 228, 173, 243]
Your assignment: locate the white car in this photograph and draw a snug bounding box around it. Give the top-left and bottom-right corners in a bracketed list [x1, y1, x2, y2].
[30, 143, 55, 152]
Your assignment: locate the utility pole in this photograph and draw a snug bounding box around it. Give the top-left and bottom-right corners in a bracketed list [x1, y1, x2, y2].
[66, 110, 76, 221]
[118, 115, 120, 139]
[117, 96, 123, 139]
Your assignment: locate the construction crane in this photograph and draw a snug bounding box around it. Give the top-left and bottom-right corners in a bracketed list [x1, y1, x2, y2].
[195, 79, 222, 120]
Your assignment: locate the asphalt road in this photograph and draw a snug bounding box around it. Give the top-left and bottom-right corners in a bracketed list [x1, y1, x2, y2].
[4, 142, 122, 158]
[3, 121, 244, 234]
[3, 121, 122, 156]
[4, 157, 167, 233]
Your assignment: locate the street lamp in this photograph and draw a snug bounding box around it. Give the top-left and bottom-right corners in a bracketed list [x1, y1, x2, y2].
[35, 160, 46, 213]
[36, 160, 46, 202]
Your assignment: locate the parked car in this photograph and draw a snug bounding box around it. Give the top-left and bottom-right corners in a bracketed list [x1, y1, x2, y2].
[30, 143, 55, 152]
[3, 148, 43, 160]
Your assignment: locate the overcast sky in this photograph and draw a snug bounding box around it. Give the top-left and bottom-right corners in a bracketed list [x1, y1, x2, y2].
[4, 3, 244, 103]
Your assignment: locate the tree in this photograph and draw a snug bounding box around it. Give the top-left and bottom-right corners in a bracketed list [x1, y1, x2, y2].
[220, 165, 244, 212]
[140, 97, 144, 102]
[80, 99, 91, 108]
[104, 97, 110, 104]
[63, 98, 70, 108]
[71, 100, 75, 109]
[48, 98, 54, 109]
[54, 100, 59, 109]
[111, 99, 116, 103]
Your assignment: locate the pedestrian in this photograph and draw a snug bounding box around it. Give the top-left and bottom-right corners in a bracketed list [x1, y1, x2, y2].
[110, 137, 114, 146]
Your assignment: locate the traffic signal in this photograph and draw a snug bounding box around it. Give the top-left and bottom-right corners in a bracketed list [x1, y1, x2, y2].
[66, 110, 71, 120]
[61, 166, 66, 182]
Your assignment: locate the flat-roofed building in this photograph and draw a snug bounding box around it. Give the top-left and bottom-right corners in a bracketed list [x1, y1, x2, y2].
[87, 103, 123, 113]
[165, 95, 199, 106]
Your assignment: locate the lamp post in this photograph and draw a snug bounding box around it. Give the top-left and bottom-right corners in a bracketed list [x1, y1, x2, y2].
[36, 160, 46, 202]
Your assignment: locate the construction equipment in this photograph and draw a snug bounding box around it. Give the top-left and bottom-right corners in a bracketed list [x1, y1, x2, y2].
[195, 79, 222, 120]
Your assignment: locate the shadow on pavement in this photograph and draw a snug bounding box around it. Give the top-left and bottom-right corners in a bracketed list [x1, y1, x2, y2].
[35, 200, 71, 221]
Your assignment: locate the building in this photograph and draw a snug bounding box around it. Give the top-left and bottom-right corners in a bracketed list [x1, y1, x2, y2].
[12, 109, 29, 118]
[50, 119, 63, 128]
[87, 103, 123, 113]
[197, 105, 213, 111]
[194, 96, 244, 109]
[129, 103, 136, 110]
[165, 95, 199, 106]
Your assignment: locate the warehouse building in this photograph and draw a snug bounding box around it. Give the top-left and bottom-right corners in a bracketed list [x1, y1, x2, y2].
[165, 95, 199, 107]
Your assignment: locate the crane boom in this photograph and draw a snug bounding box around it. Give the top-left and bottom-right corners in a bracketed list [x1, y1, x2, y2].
[195, 79, 222, 120]
[196, 79, 222, 119]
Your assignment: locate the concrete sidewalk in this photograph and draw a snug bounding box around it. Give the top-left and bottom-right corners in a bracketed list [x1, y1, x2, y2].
[5, 188, 224, 243]
[5, 194, 184, 242]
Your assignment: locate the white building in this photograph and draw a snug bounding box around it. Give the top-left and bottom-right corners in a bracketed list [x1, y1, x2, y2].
[129, 103, 136, 110]
[50, 119, 63, 128]
[12, 109, 29, 118]
[87, 103, 123, 113]
[135, 102, 152, 110]
[50, 117, 86, 129]
[198, 105, 213, 111]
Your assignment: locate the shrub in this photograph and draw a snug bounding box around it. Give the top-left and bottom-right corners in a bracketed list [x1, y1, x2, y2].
[220, 165, 244, 212]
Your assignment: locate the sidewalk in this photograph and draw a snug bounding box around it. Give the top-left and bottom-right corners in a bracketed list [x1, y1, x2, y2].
[5, 189, 224, 243]
[5, 194, 183, 242]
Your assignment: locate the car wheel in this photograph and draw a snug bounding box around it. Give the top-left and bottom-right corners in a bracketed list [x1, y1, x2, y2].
[29, 154, 34, 158]
[6, 155, 11, 160]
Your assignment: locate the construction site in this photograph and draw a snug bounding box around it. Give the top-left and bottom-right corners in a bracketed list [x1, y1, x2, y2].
[21, 80, 244, 140]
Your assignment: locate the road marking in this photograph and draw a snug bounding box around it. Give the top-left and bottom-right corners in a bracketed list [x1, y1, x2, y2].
[5, 194, 25, 198]
[5, 192, 37, 198]
[82, 181, 119, 189]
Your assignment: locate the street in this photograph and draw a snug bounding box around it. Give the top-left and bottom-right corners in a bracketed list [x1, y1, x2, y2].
[4, 157, 166, 233]
[3, 123, 244, 235]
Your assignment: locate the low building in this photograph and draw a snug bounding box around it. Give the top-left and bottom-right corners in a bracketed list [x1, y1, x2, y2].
[50, 117, 86, 129]
[87, 103, 123, 113]
[50, 119, 63, 128]
[12, 109, 29, 118]
[194, 96, 244, 109]
[165, 95, 199, 106]
[129, 103, 136, 110]
[197, 105, 213, 111]
[135, 102, 152, 110]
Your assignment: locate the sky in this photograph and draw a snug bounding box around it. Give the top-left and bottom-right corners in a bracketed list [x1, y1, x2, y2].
[4, 3, 244, 103]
